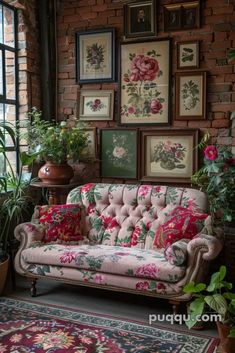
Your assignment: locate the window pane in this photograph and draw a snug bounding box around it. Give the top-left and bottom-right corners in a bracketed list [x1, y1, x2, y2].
[6, 150, 16, 173]
[5, 104, 16, 147]
[5, 50, 15, 100]
[3, 6, 14, 48]
[0, 50, 3, 95]
[0, 5, 3, 44]
[0, 103, 3, 122]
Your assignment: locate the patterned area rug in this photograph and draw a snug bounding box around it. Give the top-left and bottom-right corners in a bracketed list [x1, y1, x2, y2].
[0, 297, 219, 353]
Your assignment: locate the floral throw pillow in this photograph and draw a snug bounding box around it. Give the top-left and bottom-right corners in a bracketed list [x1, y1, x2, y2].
[153, 206, 208, 249]
[164, 240, 189, 266]
[32, 204, 83, 243]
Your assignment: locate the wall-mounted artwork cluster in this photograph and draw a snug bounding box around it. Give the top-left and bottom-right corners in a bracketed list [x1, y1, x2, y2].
[75, 0, 205, 183]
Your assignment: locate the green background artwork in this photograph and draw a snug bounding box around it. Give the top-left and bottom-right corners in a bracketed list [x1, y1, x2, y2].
[101, 130, 137, 178]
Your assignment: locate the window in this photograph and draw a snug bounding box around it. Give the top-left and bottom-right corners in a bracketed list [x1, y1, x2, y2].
[0, 1, 18, 175]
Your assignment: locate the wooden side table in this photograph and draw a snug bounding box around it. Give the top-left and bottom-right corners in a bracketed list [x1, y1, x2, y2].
[30, 181, 80, 205]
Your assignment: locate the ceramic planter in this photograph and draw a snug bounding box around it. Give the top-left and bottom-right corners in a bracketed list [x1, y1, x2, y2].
[38, 161, 74, 185]
[217, 322, 235, 353]
[0, 256, 9, 295]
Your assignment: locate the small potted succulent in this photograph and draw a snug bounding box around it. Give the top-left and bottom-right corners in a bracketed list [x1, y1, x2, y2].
[183, 266, 235, 353]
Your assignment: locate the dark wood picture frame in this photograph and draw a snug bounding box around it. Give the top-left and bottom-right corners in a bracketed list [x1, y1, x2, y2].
[140, 129, 198, 183]
[177, 40, 200, 70]
[124, 0, 157, 40]
[100, 128, 138, 179]
[76, 28, 115, 84]
[164, 1, 200, 32]
[175, 70, 207, 120]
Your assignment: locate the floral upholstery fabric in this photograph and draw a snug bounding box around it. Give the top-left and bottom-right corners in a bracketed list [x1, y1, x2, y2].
[164, 240, 189, 266]
[154, 206, 209, 248]
[32, 204, 84, 243]
[14, 183, 223, 301]
[67, 184, 208, 250]
[22, 244, 186, 283]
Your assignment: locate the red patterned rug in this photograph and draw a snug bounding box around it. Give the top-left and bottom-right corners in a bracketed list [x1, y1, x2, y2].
[0, 297, 219, 353]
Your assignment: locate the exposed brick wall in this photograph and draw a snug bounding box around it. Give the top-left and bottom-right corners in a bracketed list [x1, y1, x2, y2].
[57, 0, 235, 182]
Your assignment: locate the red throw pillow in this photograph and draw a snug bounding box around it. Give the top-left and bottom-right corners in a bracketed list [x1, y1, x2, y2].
[35, 204, 83, 243]
[154, 206, 208, 249]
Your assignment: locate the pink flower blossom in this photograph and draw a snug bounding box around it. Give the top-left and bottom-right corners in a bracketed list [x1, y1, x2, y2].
[131, 225, 141, 246]
[139, 185, 151, 197]
[135, 263, 159, 278]
[94, 99, 101, 105]
[204, 145, 218, 161]
[156, 282, 166, 292]
[10, 334, 23, 343]
[130, 55, 159, 82]
[136, 281, 150, 290]
[128, 106, 136, 114]
[113, 146, 126, 158]
[155, 186, 161, 193]
[60, 251, 76, 264]
[82, 183, 94, 193]
[94, 274, 105, 284]
[150, 99, 163, 114]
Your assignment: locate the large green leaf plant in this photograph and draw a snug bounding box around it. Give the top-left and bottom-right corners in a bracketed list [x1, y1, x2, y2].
[0, 122, 38, 262]
[183, 266, 235, 337]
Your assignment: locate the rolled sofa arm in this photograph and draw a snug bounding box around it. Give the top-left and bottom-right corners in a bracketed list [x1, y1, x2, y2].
[187, 232, 224, 261]
[14, 222, 45, 248]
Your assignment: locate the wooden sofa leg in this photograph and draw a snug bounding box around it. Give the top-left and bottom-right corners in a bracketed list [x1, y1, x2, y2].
[169, 300, 180, 315]
[29, 278, 37, 297]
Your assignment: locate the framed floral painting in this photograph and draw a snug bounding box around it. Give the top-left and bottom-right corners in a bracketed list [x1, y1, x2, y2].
[76, 28, 115, 84]
[140, 129, 198, 183]
[79, 127, 97, 161]
[119, 39, 171, 126]
[124, 0, 157, 40]
[79, 90, 114, 121]
[175, 71, 206, 120]
[100, 129, 138, 179]
[177, 40, 199, 70]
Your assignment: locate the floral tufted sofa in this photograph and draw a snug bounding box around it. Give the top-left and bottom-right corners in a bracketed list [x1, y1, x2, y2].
[14, 183, 223, 305]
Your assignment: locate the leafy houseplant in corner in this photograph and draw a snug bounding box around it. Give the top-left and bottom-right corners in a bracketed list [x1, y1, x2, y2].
[22, 108, 89, 185]
[0, 122, 38, 294]
[183, 266, 235, 353]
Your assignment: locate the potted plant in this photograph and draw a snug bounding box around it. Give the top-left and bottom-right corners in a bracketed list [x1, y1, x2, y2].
[191, 133, 235, 225]
[0, 122, 38, 294]
[183, 266, 235, 353]
[22, 108, 89, 185]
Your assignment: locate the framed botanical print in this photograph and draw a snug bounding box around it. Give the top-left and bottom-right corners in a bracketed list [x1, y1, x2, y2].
[177, 40, 199, 69]
[100, 129, 138, 179]
[120, 39, 171, 126]
[76, 28, 115, 84]
[175, 71, 206, 120]
[124, 0, 157, 40]
[79, 90, 114, 121]
[79, 127, 97, 161]
[140, 129, 198, 183]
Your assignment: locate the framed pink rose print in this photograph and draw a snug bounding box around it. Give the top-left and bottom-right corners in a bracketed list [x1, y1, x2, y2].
[119, 39, 171, 126]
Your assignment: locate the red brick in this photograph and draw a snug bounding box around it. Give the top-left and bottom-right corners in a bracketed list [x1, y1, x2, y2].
[212, 119, 230, 128]
[63, 93, 77, 100]
[208, 84, 231, 92]
[232, 138, 235, 146]
[188, 121, 211, 128]
[214, 112, 226, 119]
[214, 32, 228, 41]
[217, 137, 232, 145]
[213, 5, 234, 14]
[92, 4, 107, 12]
[173, 121, 188, 127]
[58, 72, 69, 79]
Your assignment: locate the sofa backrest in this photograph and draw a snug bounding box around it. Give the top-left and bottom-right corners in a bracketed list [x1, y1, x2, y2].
[67, 183, 208, 250]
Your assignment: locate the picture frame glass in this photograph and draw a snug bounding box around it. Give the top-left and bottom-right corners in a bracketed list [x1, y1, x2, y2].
[120, 40, 170, 125]
[179, 75, 203, 116]
[83, 96, 110, 116]
[80, 128, 97, 160]
[178, 42, 198, 68]
[79, 90, 114, 121]
[146, 135, 193, 178]
[76, 29, 115, 83]
[101, 130, 137, 179]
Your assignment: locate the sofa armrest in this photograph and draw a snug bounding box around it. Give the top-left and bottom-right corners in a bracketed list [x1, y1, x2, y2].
[14, 222, 45, 248]
[187, 233, 224, 261]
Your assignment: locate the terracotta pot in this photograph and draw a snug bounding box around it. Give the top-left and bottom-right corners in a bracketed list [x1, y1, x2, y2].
[0, 256, 9, 295]
[217, 322, 235, 353]
[38, 161, 74, 185]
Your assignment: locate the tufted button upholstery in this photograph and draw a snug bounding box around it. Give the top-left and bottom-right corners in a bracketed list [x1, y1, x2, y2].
[67, 183, 208, 250]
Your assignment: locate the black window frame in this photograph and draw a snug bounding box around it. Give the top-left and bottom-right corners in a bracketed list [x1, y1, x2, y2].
[0, 0, 18, 172]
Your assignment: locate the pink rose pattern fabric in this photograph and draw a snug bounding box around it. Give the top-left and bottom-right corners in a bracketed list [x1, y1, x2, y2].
[154, 206, 208, 249]
[164, 240, 189, 266]
[34, 204, 83, 243]
[22, 244, 186, 283]
[67, 184, 208, 250]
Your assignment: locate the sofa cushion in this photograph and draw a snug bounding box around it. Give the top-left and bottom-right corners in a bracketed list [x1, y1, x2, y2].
[22, 244, 186, 283]
[153, 206, 208, 248]
[32, 204, 83, 243]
